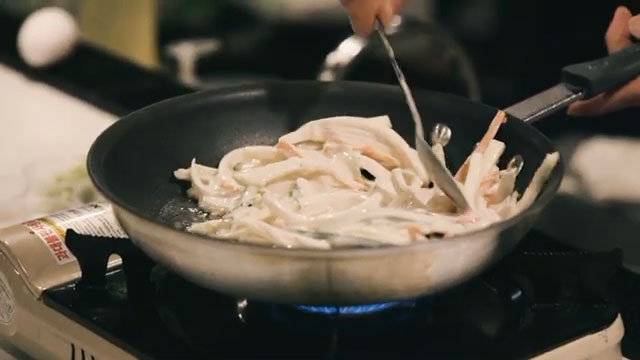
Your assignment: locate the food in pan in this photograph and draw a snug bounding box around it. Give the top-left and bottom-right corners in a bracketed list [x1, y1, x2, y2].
[174, 112, 559, 249]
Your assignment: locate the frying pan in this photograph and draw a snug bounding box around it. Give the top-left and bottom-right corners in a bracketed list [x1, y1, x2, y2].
[88, 43, 640, 305]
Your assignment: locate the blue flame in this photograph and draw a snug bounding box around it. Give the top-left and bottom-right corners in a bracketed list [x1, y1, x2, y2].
[295, 301, 412, 315]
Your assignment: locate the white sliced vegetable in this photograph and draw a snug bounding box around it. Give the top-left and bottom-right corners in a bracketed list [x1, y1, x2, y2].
[514, 152, 560, 214]
[174, 115, 559, 249]
[218, 146, 283, 190]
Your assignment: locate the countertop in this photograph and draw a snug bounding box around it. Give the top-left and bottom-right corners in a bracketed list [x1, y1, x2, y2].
[0, 63, 115, 228]
[0, 10, 191, 229]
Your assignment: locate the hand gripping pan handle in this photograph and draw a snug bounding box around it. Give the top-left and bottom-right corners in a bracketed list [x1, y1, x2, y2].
[506, 42, 640, 123]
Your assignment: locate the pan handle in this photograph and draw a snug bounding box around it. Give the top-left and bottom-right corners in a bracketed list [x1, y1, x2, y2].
[505, 42, 640, 123]
[562, 41, 640, 98]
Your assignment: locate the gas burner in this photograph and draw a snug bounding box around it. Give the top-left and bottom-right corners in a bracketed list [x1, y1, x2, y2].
[51, 227, 626, 359]
[293, 301, 414, 316]
[255, 298, 423, 337]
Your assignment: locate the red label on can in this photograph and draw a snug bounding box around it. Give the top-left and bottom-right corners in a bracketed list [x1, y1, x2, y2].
[23, 220, 74, 264]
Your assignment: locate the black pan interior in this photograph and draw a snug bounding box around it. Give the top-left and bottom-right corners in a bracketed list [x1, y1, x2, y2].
[88, 81, 563, 227]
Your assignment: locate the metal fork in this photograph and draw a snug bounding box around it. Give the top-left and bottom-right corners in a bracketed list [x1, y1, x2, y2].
[374, 18, 470, 212]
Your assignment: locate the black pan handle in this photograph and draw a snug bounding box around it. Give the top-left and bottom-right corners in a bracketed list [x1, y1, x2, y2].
[505, 42, 640, 123]
[562, 42, 640, 98]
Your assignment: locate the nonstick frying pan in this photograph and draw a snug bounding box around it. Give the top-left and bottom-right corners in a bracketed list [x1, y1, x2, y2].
[88, 43, 640, 305]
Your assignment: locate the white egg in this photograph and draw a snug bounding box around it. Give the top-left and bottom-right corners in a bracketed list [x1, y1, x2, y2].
[17, 7, 79, 68]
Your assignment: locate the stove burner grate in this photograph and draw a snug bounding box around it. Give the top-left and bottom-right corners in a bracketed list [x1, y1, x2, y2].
[39, 229, 627, 359]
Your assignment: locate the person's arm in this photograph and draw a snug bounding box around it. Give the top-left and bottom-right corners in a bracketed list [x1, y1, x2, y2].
[568, 6, 640, 116]
[339, 0, 406, 35]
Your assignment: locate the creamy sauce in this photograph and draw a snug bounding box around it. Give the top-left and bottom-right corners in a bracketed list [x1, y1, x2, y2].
[173, 115, 559, 249]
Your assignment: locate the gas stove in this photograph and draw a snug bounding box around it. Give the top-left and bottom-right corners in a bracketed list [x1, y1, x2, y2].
[0, 203, 634, 359]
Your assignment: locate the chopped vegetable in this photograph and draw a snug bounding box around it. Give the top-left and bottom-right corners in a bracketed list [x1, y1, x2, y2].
[175, 115, 558, 249]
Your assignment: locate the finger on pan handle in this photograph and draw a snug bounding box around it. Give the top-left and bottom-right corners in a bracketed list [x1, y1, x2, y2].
[505, 42, 640, 124]
[562, 42, 640, 99]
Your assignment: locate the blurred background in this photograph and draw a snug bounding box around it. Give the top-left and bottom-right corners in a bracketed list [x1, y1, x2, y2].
[1, 0, 640, 273]
[3, 0, 638, 106]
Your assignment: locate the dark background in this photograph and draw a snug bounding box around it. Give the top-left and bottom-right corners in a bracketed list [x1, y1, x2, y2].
[0, 0, 638, 133]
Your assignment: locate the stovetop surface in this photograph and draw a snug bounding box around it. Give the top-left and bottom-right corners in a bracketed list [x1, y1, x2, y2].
[40, 230, 631, 359]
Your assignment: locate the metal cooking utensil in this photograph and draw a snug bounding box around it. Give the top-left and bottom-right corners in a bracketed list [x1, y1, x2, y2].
[374, 18, 470, 212]
[430, 123, 452, 147]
